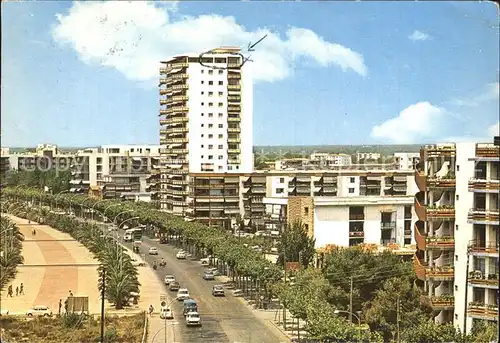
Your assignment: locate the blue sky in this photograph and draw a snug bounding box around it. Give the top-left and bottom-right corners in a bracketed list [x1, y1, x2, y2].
[2, 1, 498, 147]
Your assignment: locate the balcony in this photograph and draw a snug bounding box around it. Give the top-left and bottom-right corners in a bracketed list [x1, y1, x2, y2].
[415, 171, 427, 192]
[228, 85, 241, 91]
[228, 73, 241, 79]
[168, 73, 188, 80]
[228, 117, 241, 122]
[349, 231, 364, 238]
[228, 159, 241, 164]
[227, 137, 240, 143]
[467, 209, 500, 225]
[166, 95, 189, 103]
[426, 235, 455, 250]
[228, 106, 241, 112]
[228, 149, 240, 154]
[349, 214, 365, 221]
[427, 176, 456, 190]
[169, 189, 189, 196]
[169, 138, 188, 144]
[422, 295, 455, 310]
[161, 117, 189, 125]
[227, 63, 241, 68]
[159, 78, 167, 85]
[469, 240, 499, 257]
[467, 302, 499, 320]
[160, 62, 189, 74]
[468, 179, 500, 193]
[164, 149, 189, 155]
[170, 84, 189, 91]
[160, 89, 168, 96]
[166, 169, 188, 175]
[164, 106, 189, 115]
[476, 143, 500, 158]
[414, 197, 427, 221]
[380, 222, 396, 230]
[414, 224, 426, 251]
[468, 271, 499, 289]
[228, 95, 241, 101]
[169, 179, 189, 185]
[413, 255, 454, 281]
[228, 128, 241, 133]
[166, 127, 188, 134]
[422, 144, 456, 159]
[426, 205, 455, 221]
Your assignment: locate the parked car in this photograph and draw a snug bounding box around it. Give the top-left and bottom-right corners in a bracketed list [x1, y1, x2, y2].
[130, 258, 146, 267]
[169, 281, 181, 291]
[203, 270, 215, 281]
[176, 251, 187, 259]
[176, 288, 190, 301]
[26, 306, 52, 317]
[164, 275, 176, 285]
[148, 247, 159, 255]
[185, 311, 201, 327]
[160, 308, 173, 319]
[212, 285, 225, 297]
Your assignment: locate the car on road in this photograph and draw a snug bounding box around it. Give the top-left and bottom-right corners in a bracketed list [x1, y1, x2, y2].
[164, 275, 176, 285]
[212, 285, 225, 297]
[26, 306, 52, 317]
[203, 269, 215, 281]
[207, 267, 220, 276]
[182, 299, 198, 316]
[169, 281, 181, 291]
[185, 311, 201, 327]
[148, 247, 159, 255]
[130, 258, 146, 267]
[160, 308, 174, 319]
[200, 257, 210, 265]
[176, 251, 187, 259]
[176, 288, 190, 301]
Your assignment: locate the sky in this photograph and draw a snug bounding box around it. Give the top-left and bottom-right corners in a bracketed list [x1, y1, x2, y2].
[1, 1, 499, 147]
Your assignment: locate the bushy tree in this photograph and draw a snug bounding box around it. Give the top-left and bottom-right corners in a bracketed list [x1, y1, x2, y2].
[276, 220, 316, 269]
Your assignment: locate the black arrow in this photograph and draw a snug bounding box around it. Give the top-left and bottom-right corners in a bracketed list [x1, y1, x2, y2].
[247, 34, 268, 52]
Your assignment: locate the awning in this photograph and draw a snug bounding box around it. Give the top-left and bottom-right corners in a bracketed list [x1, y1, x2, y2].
[168, 143, 182, 148]
[70, 180, 82, 185]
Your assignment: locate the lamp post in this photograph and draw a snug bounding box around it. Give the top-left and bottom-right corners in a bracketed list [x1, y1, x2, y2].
[103, 204, 122, 222]
[113, 210, 134, 226]
[118, 216, 139, 242]
[333, 309, 362, 342]
[91, 199, 110, 222]
[54, 190, 69, 211]
[80, 198, 94, 219]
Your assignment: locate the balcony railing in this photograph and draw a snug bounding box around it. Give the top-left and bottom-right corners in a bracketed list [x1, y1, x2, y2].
[476, 143, 500, 158]
[469, 240, 499, 255]
[423, 145, 456, 159]
[415, 171, 427, 192]
[426, 235, 455, 249]
[227, 137, 240, 143]
[426, 205, 455, 220]
[381, 222, 396, 230]
[349, 231, 364, 238]
[468, 271, 499, 288]
[414, 224, 426, 251]
[427, 177, 456, 189]
[413, 255, 454, 281]
[467, 209, 500, 225]
[228, 149, 240, 154]
[228, 128, 241, 133]
[228, 73, 241, 79]
[228, 117, 241, 122]
[468, 179, 500, 193]
[165, 95, 189, 103]
[228, 85, 241, 91]
[467, 302, 499, 319]
[166, 127, 188, 134]
[349, 214, 365, 221]
[161, 117, 189, 125]
[164, 106, 189, 115]
[423, 295, 455, 310]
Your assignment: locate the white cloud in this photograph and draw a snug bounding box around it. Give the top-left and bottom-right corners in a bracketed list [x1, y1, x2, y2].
[448, 82, 499, 107]
[370, 102, 446, 144]
[51, 1, 367, 83]
[488, 121, 499, 137]
[408, 30, 431, 41]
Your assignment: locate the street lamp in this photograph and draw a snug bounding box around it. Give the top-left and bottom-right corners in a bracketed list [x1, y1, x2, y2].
[80, 198, 94, 218]
[54, 190, 69, 210]
[103, 204, 122, 222]
[117, 216, 139, 242]
[91, 199, 111, 222]
[333, 309, 362, 342]
[150, 298, 177, 343]
[113, 210, 134, 226]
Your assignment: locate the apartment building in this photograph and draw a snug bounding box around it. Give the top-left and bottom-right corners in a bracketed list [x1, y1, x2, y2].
[413, 141, 499, 334]
[159, 47, 253, 214]
[5, 144, 74, 173]
[356, 152, 381, 162]
[70, 145, 161, 201]
[394, 152, 420, 170]
[187, 169, 417, 231]
[1, 148, 11, 183]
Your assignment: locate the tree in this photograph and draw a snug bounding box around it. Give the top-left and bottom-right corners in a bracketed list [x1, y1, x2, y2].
[400, 316, 461, 343]
[0, 216, 25, 289]
[276, 220, 316, 269]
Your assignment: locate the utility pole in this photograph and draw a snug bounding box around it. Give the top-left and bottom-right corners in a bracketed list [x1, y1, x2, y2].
[463, 246, 471, 336]
[349, 276, 353, 323]
[396, 297, 400, 343]
[282, 214, 287, 330]
[100, 268, 106, 343]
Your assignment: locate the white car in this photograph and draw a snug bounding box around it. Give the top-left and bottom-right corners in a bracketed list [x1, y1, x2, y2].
[176, 251, 187, 259]
[185, 311, 201, 326]
[148, 247, 159, 255]
[160, 308, 174, 319]
[176, 288, 190, 301]
[26, 306, 52, 317]
[200, 257, 210, 265]
[130, 258, 146, 267]
[164, 275, 176, 285]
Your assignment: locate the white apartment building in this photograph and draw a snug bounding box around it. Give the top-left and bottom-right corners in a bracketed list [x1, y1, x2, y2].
[70, 145, 161, 201]
[356, 152, 381, 161]
[394, 152, 420, 170]
[159, 47, 253, 213]
[309, 153, 352, 167]
[414, 141, 499, 334]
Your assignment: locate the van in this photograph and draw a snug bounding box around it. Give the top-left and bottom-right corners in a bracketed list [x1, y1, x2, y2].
[182, 299, 197, 316]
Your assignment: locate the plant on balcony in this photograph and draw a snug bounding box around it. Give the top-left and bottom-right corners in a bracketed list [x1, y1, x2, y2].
[469, 301, 485, 309]
[431, 294, 454, 303]
[487, 304, 499, 311]
[427, 235, 454, 242]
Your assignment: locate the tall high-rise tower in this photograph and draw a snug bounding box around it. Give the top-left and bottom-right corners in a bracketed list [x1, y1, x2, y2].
[159, 47, 253, 213]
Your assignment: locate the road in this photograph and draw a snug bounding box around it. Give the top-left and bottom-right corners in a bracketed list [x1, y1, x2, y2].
[129, 236, 288, 343]
[85, 218, 289, 343]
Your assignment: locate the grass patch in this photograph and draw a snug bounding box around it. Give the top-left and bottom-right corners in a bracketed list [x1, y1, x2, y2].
[0, 312, 145, 343]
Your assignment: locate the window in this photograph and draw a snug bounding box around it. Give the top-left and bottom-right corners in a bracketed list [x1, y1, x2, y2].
[208, 134, 213, 138]
[201, 155, 204, 158]
[201, 145, 204, 148]
[218, 124, 223, 128]
[208, 155, 213, 160]
[201, 113, 204, 116]
[218, 144, 223, 149]
[218, 134, 223, 139]
[201, 91, 204, 95]
[279, 177, 285, 183]
[457, 165, 460, 171]
[304, 207, 309, 215]
[201, 102, 204, 106]
[201, 70, 204, 74]
[208, 124, 213, 128]
[201, 124, 204, 127]
[218, 91, 223, 96]
[208, 145, 213, 149]
[218, 166, 223, 170]
[218, 81, 223, 85]
[208, 113, 213, 117]
[218, 113, 223, 118]
[218, 102, 223, 107]
[349, 188, 355, 193]
[218, 70, 223, 75]
[209, 81, 213, 85]
[209, 103, 213, 107]
[455, 285, 458, 291]
[276, 188, 284, 194]
[208, 92, 213, 97]
[201, 134, 204, 138]
[201, 81, 204, 84]
[455, 225, 459, 231]
[455, 255, 458, 261]
[350, 177, 355, 183]
[456, 194, 459, 200]
[218, 155, 223, 160]
[208, 70, 213, 75]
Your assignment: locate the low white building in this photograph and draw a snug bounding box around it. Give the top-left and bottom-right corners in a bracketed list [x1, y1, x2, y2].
[394, 152, 420, 170]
